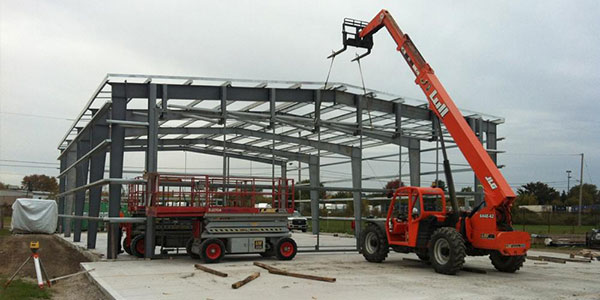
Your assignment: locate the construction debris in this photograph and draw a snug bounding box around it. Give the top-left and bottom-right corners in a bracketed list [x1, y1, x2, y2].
[194, 264, 228, 277]
[253, 262, 336, 283]
[570, 249, 600, 261]
[537, 255, 591, 263]
[544, 237, 585, 247]
[231, 272, 260, 289]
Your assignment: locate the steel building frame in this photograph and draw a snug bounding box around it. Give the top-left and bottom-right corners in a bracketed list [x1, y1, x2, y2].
[56, 74, 505, 259]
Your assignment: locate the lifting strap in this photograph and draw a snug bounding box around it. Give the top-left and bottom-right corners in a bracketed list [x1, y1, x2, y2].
[355, 54, 374, 129]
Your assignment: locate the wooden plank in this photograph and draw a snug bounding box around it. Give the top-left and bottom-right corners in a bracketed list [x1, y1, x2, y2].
[253, 261, 278, 272]
[231, 272, 260, 289]
[526, 255, 566, 264]
[194, 264, 228, 277]
[253, 261, 335, 283]
[538, 255, 591, 263]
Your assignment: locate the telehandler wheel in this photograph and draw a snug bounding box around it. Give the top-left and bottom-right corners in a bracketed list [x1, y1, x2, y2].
[489, 251, 525, 273]
[359, 223, 389, 263]
[200, 238, 225, 263]
[428, 227, 465, 275]
[186, 238, 200, 259]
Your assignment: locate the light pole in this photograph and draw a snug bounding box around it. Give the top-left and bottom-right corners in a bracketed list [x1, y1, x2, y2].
[566, 170, 572, 192]
[578, 153, 584, 226]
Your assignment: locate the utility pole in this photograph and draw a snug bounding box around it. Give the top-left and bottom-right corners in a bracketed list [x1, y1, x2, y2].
[566, 170, 572, 192]
[578, 153, 584, 226]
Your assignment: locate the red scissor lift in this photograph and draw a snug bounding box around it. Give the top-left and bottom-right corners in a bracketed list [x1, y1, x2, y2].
[122, 173, 297, 262]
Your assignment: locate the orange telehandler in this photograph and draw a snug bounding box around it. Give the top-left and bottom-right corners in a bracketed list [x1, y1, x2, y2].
[329, 9, 530, 275]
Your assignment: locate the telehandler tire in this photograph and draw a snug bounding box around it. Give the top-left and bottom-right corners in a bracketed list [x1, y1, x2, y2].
[428, 227, 465, 275]
[489, 251, 525, 273]
[359, 223, 389, 263]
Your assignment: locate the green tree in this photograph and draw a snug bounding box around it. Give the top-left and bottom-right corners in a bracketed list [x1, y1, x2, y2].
[431, 180, 447, 192]
[0, 181, 7, 190]
[344, 198, 369, 217]
[383, 179, 404, 198]
[331, 191, 353, 199]
[559, 191, 567, 204]
[514, 194, 537, 208]
[516, 182, 559, 205]
[297, 179, 325, 200]
[21, 174, 58, 194]
[460, 186, 473, 193]
[565, 183, 598, 206]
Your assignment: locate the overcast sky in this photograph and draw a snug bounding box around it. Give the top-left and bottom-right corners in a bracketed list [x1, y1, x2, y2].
[0, 1, 598, 193]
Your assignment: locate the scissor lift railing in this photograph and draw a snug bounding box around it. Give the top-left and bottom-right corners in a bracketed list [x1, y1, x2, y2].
[127, 173, 295, 217]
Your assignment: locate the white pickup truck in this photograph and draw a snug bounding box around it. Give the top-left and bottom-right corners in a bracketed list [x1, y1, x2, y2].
[287, 211, 308, 232]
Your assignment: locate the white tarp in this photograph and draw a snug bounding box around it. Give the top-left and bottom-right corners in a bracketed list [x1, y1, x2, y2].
[11, 198, 58, 234]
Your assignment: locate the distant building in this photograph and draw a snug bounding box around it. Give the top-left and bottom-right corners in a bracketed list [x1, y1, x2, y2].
[0, 189, 52, 207]
[519, 205, 553, 213]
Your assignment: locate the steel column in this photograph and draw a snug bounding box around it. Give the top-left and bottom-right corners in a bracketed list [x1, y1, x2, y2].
[73, 130, 90, 242]
[58, 154, 66, 233]
[144, 84, 159, 259]
[107, 92, 126, 259]
[395, 102, 402, 182]
[309, 156, 320, 235]
[63, 147, 77, 237]
[351, 148, 362, 242]
[87, 116, 108, 249]
[471, 117, 484, 206]
[486, 123, 497, 164]
[408, 141, 421, 186]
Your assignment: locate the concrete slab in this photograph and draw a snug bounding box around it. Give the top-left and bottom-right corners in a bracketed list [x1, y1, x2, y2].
[66, 233, 600, 300]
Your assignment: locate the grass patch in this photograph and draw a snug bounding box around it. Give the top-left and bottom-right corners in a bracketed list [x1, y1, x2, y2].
[514, 224, 594, 235]
[308, 219, 355, 235]
[0, 277, 52, 300]
[0, 217, 11, 237]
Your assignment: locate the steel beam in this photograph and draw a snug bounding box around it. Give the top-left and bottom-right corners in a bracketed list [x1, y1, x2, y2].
[125, 138, 312, 163]
[58, 101, 112, 156]
[110, 83, 499, 130]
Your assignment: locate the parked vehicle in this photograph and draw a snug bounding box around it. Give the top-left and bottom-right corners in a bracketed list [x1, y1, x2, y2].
[288, 211, 308, 232]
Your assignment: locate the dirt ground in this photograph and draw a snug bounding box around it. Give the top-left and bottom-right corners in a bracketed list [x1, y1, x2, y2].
[0, 234, 107, 300]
